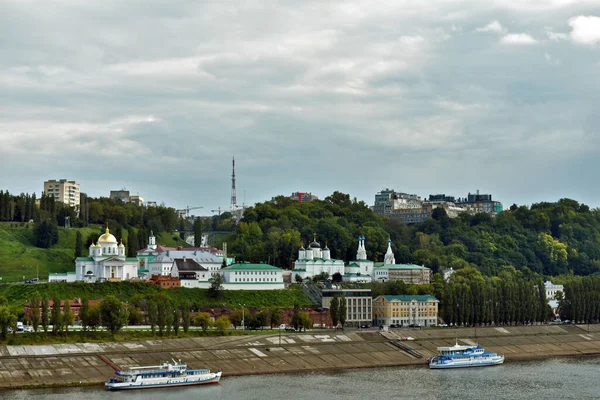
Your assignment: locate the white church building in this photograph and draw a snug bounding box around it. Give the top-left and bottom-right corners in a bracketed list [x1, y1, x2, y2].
[293, 236, 430, 284]
[49, 227, 139, 283]
[292, 236, 346, 280]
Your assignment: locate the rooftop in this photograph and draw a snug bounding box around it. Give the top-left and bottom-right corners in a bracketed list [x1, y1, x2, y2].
[375, 295, 439, 302]
[221, 262, 282, 271]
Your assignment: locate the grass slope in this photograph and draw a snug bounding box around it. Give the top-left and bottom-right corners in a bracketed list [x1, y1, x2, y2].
[0, 282, 313, 308]
[0, 223, 188, 282]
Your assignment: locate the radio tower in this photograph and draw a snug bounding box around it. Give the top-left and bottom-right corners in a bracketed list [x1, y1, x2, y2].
[230, 156, 237, 211]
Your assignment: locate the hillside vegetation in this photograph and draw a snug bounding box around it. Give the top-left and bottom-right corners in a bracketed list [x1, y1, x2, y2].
[0, 223, 188, 282]
[232, 194, 600, 277]
[0, 281, 312, 309]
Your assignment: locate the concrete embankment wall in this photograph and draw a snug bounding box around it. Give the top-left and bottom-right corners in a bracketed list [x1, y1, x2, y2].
[1, 325, 599, 389]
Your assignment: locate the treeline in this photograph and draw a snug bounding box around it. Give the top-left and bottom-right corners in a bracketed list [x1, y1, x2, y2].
[233, 193, 600, 277]
[368, 267, 551, 326]
[0, 189, 180, 250]
[559, 276, 600, 323]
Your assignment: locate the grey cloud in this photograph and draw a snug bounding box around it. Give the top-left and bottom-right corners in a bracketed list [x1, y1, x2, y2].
[1, 1, 600, 210]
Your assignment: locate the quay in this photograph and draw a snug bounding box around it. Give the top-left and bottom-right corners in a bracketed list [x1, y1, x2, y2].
[1, 324, 600, 389]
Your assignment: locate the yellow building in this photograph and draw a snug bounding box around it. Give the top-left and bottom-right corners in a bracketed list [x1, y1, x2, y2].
[43, 179, 80, 209]
[373, 295, 439, 327]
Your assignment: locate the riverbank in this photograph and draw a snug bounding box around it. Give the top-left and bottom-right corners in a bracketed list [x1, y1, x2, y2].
[1, 324, 599, 390]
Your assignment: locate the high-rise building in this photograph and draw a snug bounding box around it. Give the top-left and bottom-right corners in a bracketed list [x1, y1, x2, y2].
[290, 192, 319, 202]
[43, 179, 80, 209]
[456, 190, 503, 216]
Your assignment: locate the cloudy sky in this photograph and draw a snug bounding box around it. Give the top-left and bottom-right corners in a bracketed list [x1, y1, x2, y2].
[1, 0, 600, 213]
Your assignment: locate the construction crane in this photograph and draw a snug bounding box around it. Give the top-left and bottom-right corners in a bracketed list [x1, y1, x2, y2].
[177, 205, 204, 219]
[211, 207, 229, 216]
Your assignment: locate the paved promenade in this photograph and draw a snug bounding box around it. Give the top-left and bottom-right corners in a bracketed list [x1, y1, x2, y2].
[1, 324, 599, 389]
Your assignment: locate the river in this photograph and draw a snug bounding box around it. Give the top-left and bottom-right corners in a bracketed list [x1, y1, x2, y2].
[3, 356, 598, 400]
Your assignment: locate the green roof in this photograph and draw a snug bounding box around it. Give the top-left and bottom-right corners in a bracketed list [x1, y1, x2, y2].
[126, 257, 139, 262]
[138, 268, 149, 273]
[49, 272, 75, 275]
[375, 295, 439, 302]
[75, 257, 93, 261]
[221, 262, 282, 271]
[292, 268, 306, 271]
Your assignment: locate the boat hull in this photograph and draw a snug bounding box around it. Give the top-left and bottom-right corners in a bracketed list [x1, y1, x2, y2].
[429, 356, 504, 369]
[105, 372, 221, 390]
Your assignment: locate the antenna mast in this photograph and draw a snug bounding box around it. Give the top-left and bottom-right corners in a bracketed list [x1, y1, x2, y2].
[230, 156, 237, 211]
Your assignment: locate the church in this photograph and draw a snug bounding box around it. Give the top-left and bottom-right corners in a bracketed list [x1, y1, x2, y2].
[291, 235, 346, 280]
[74, 227, 140, 282]
[293, 236, 431, 284]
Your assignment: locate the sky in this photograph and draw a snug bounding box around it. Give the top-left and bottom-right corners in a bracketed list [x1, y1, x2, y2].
[1, 0, 600, 214]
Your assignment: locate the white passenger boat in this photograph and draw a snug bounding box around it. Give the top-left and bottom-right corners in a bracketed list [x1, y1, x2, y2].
[429, 342, 504, 369]
[105, 360, 222, 390]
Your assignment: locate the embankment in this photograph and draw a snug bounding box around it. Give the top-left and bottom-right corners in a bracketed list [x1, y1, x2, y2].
[1, 324, 599, 389]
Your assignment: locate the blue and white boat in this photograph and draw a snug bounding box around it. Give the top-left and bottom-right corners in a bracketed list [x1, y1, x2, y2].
[105, 359, 222, 390]
[429, 342, 504, 369]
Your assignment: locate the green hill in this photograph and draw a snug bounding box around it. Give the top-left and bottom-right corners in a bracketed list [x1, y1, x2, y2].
[0, 281, 312, 309]
[0, 223, 189, 282]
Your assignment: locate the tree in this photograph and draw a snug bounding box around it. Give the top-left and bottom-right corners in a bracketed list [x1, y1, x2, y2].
[0, 304, 17, 340]
[148, 300, 158, 334]
[181, 303, 191, 334]
[194, 312, 212, 332]
[62, 300, 74, 335]
[80, 298, 90, 332]
[295, 274, 303, 283]
[87, 305, 101, 332]
[172, 307, 181, 336]
[332, 272, 343, 283]
[270, 307, 283, 328]
[193, 218, 203, 247]
[75, 231, 83, 258]
[299, 311, 312, 332]
[291, 303, 302, 330]
[329, 296, 339, 327]
[208, 273, 224, 299]
[214, 316, 230, 334]
[51, 296, 62, 335]
[36, 218, 59, 248]
[99, 296, 129, 336]
[128, 308, 144, 325]
[229, 309, 244, 329]
[29, 293, 41, 332]
[339, 297, 347, 328]
[41, 297, 49, 333]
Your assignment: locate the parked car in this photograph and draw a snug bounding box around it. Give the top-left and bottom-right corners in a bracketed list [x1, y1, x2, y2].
[360, 323, 371, 329]
[23, 326, 33, 333]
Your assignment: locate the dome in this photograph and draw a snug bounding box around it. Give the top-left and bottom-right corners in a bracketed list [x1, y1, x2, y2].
[98, 227, 117, 243]
[118, 240, 125, 248]
[309, 241, 321, 249]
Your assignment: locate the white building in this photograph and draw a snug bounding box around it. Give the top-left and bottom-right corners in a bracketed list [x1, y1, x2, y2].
[344, 236, 374, 282]
[49, 227, 139, 283]
[292, 236, 345, 280]
[545, 280, 564, 300]
[171, 258, 212, 288]
[220, 262, 285, 290]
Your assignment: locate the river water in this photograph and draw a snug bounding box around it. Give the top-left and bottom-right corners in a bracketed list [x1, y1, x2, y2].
[3, 357, 598, 400]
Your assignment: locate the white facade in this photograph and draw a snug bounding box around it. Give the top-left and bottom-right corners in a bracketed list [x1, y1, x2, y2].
[292, 237, 345, 280]
[72, 227, 139, 282]
[545, 281, 564, 300]
[220, 262, 285, 290]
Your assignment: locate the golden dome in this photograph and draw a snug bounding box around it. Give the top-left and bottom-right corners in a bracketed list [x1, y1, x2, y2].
[118, 239, 125, 248]
[98, 227, 117, 243]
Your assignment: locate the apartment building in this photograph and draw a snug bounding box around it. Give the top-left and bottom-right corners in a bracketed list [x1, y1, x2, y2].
[322, 288, 372, 326]
[373, 295, 439, 327]
[43, 179, 80, 209]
